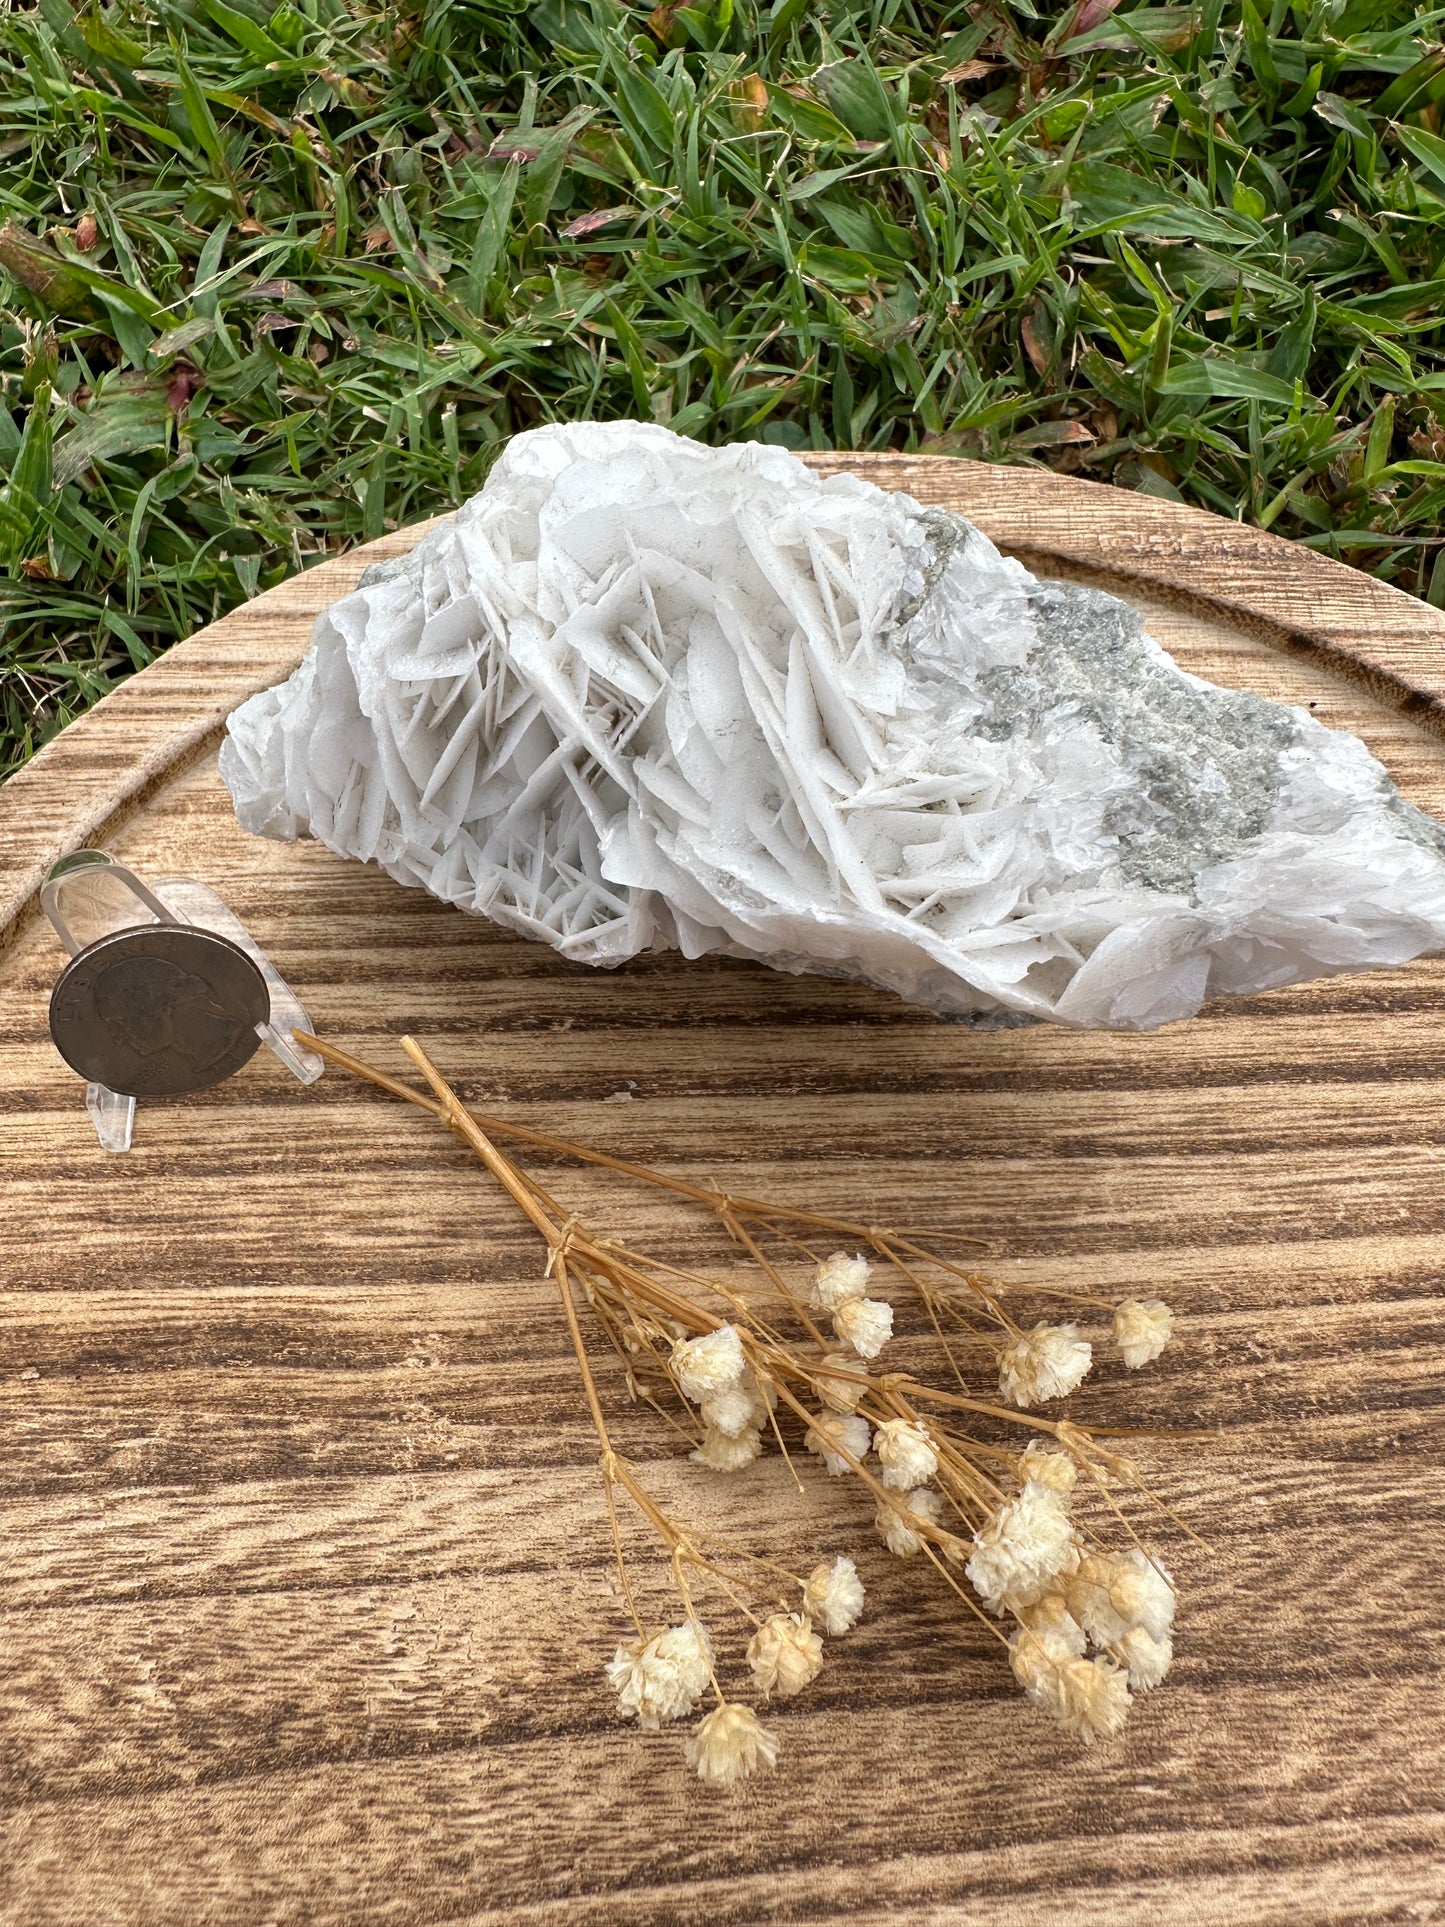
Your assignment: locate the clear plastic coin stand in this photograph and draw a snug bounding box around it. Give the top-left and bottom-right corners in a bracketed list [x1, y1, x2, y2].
[42, 849, 323, 1152]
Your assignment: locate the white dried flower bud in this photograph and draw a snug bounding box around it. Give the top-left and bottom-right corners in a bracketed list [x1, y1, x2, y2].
[875, 1485, 942, 1557]
[606, 1621, 714, 1730]
[691, 1424, 763, 1472]
[874, 1418, 939, 1491]
[803, 1556, 865, 1635]
[814, 1352, 868, 1413]
[1020, 1440, 1078, 1494]
[1066, 1550, 1175, 1647]
[805, 1410, 871, 1477]
[685, 1702, 780, 1786]
[1112, 1298, 1174, 1369]
[967, 1482, 1080, 1610]
[672, 1324, 746, 1403]
[746, 1612, 824, 1698]
[809, 1251, 872, 1312]
[998, 1322, 1092, 1407]
[1111, 1624, 1173, 1690]
[1010, 1627, 1132, 1743]
[701, 1385, 759, 1439]
[832, 1295, 893, 1359]
[1012, 1590, 1087, 1655]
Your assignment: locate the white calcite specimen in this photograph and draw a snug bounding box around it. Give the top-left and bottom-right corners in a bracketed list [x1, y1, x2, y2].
[221, 421, 1445, 1029]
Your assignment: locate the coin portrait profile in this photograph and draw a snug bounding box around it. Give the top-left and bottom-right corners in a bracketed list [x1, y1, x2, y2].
[91, 954, 245, 1076]
[49, 925, 271, 1098]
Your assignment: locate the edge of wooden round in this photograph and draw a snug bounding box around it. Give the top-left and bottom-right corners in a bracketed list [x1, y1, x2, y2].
[4, 452, 1444, 1927]
[5, 452, 1445, 957]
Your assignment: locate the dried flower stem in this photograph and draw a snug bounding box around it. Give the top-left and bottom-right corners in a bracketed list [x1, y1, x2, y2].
[300, 1033, 1121, 1325]
[297, 1030, 986, 1255]
[394, 1036, 655, 1636]
[298, 1029, 1192, 1771]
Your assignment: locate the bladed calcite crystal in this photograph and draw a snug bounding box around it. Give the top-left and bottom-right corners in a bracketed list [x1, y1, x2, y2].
[220, 422, 1445, 1029]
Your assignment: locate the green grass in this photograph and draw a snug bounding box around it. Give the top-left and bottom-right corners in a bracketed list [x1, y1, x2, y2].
[4, 0, 1445, 778]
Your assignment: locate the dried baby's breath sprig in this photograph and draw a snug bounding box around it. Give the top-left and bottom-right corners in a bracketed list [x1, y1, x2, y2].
[701, 1382, 762, 1438]
[692, 1426, 764, 1472]
[685, 1703, 780, 1786]
[1009, 1628, 1133, 1744]
[998, 1322, 1093, 1408]
[814, 1353, 869, 1413]
[296, 1030, 1193, 1768]
[1066, 1550, 1176, 1648]
[874, 1418, 939, 1491]
[831, 1294, 895, 1359]
[1020, 1440, 1078, 1495]
[672, 1325, 746, 1402]
[805, 1411, 872, 1477]
[1112, 1624, 1173, 1690]
[966, 1479, 1081, 1611]
[803, 1557, 865, 1634]
[1014, 1591, 1087, 1655]
[607, 1622, 714, 1730]
[875, 1487, 945, 1558]
[1113, 1298, 1175, 1369]
[809, 1252, 873, 1312]
[746, 1613, 824, 1698]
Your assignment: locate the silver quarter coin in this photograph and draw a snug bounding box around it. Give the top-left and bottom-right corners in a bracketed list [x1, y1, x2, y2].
[49, 925, 270, 1098]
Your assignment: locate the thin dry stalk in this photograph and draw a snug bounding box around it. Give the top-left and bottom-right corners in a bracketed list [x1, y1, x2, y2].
[298, 1029, 1192, 1780]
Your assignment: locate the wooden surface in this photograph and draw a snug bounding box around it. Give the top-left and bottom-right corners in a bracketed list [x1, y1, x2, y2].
[2, 457, 1443, 1927]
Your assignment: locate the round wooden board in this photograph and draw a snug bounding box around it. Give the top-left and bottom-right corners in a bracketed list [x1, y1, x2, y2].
[2, 457, 1443, 1927]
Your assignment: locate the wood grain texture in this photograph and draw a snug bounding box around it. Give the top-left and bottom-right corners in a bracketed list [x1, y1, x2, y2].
[2, 458, 1443, 1927]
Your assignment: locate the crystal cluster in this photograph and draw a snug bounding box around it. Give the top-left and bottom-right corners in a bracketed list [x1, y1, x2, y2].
[221, 421, 1445, 1028]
